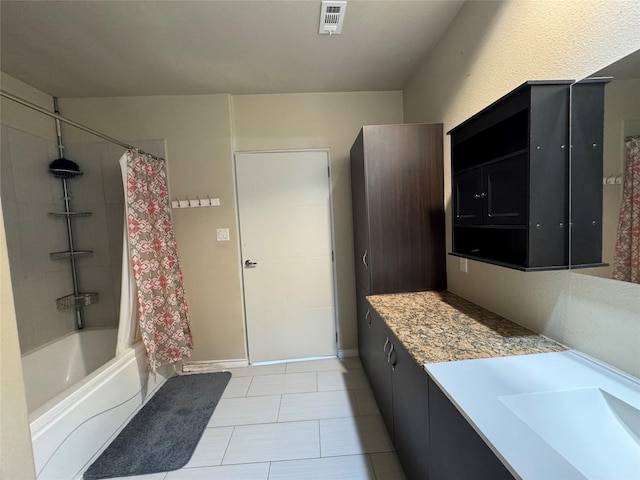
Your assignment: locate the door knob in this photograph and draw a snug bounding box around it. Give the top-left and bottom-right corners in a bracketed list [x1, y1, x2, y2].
[244, 259, 258, 268]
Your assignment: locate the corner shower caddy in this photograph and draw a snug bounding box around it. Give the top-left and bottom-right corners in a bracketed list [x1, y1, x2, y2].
[49, 98, 97, 329]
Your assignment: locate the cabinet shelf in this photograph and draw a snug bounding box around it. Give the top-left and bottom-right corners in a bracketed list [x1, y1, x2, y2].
[452, 148, 528, 176]
[48, 211, 92, 217]
[50, 250, 93, 261]
[56, 292, 99, 311]
[454, 224, 527, 230]
[449, 252, 569, 272]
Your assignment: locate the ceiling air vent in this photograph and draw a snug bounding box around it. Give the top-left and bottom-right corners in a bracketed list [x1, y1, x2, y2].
[319, 1, 347, 35]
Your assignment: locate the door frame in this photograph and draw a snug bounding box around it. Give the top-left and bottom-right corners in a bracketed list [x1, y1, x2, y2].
[232, 148, 340, 365]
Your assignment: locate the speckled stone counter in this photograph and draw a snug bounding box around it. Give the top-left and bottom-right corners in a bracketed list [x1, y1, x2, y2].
[367, 290, 565, 366]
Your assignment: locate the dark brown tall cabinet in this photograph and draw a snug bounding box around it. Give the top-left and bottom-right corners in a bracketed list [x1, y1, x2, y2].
[350, 123, 447, 298]
[350, 123, 446, 480]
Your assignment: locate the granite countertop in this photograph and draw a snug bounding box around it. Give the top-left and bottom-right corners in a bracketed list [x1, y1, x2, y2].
[366, 290, 566, 366]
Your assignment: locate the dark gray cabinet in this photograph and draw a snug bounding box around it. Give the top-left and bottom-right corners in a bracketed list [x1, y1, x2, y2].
[389, 333, 430, 480]
[361, 305, 430, 480]
[449, 79, 609, 271]
[362, 303, 520, 480]
[570, 78, 610, 267]
[361, 306, 394, 436]
[428, 377, 514, 480]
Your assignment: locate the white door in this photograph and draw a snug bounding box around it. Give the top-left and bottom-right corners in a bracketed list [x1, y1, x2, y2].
[235, 150, 337, 364]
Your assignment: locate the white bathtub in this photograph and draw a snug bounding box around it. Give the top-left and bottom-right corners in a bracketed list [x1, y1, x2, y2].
[22, 328, 172, 479]
[22, 328, 118, 414]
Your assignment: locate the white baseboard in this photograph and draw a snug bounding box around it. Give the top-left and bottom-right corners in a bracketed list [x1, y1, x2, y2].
[182, 359, 249, 373]
[337, 348, 359, 359]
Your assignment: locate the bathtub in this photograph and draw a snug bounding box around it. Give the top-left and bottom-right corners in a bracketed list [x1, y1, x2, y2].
[22, 328, 118, 413]
[22, 328, 172, 479]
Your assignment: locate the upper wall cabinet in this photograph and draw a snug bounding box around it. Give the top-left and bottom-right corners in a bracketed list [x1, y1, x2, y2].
[448, 80, 609, 271]
[351, 123, 447, 294]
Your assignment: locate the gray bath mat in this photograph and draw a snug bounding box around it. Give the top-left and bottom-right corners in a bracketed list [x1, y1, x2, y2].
[83, 371, 231, 479]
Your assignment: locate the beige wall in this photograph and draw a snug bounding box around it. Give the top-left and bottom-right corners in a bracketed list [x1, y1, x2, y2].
[1, 200, 36, 479]
[403, 0, 640, 377]
[0, 75, 50, 479]
[58, 94, 246, 362]
[61, 91, 403, 361]
[231, 91, 404, 351]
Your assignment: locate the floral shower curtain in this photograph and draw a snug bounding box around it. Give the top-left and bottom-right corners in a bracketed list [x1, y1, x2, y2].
[613, 136, 640, 284]
[122, 149, 193, 370]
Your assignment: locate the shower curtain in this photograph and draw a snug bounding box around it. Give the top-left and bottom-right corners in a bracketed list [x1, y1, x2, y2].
[119, 149, 193, 370]
[613, 135, 640, 284]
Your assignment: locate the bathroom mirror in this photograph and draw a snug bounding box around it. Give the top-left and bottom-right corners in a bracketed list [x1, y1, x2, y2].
[569, 49, 640, 283]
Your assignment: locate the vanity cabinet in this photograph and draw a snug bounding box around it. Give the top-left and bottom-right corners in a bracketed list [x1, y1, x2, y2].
[360, 301, 394, 436]
[389, 331, 430, 480]
[360, 304, 430, 480]
[428, 377, 515, 480]
[449, 79, 609, 271]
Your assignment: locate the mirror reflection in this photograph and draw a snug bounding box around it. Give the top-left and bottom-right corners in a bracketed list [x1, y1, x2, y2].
[571, 49, 640, 284]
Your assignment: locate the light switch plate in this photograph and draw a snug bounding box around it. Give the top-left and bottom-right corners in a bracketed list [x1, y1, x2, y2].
[216, 228, 230, 241]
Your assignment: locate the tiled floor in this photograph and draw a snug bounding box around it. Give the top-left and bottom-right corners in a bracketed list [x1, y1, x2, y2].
[105, 357, 406, 480]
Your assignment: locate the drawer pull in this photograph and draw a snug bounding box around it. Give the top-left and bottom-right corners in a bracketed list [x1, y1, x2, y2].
[383, 337, 390, 353]
[387, 343, 395, 363]
[362, 249, 368, 268]
[366, 309, 371, 327]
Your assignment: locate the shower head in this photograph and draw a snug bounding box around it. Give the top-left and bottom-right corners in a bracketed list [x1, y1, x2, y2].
[49, 157, 83, 178]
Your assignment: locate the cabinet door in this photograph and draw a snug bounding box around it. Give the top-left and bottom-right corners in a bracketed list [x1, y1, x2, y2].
[453, 170, 483, 225]
[366, 308, 394, 438]
[356, 285, 373, 378]
[484, 154, 527, 225]
[350, 131, 371, 291]
[363, 124, 445, 293]
[428, 378, 514, 480]
[390, 335, 430, 480]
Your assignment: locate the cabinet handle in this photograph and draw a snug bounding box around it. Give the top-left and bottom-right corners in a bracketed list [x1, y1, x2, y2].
[383, 337, 390, 353]
[387, 343, 394, 363]
[362, 249, 368, 268]
[366, 309, 371, 327]
[388, 344, 397, 371]
[474, 193, 487, 199]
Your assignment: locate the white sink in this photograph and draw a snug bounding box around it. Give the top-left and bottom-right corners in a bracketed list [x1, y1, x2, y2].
[500, 387, 640, 479]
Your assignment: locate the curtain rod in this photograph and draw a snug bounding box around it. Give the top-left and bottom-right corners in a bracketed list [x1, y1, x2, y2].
[0, 89, 163, 161]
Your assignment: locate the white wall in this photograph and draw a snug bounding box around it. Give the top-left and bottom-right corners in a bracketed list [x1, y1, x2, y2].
[403, 0, 640, 377]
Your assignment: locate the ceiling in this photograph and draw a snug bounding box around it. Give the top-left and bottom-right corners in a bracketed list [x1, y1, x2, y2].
[0, 0, 464, 98]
